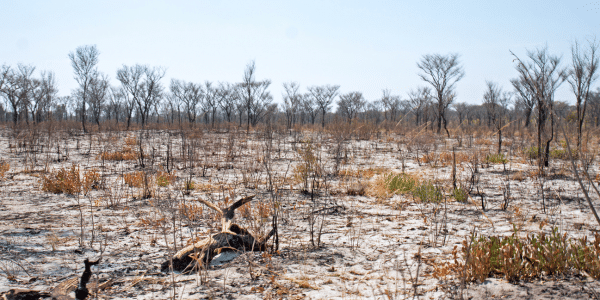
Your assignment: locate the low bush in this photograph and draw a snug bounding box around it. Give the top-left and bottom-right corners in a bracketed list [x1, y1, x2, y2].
[524, 146, 539, 159]
[486, 153, 508, 164]
[549, 148, 578, 160]
[156, 170, 176, 187]
[446, 227, 600, 283]
[412, 181, 443, 203]
[387, 173, 417, 194]
[42, 165, 81, 195]
[452, 186, 469, 203]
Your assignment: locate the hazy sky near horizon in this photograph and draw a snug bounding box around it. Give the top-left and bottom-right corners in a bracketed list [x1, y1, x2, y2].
[1, 1, 599, 107]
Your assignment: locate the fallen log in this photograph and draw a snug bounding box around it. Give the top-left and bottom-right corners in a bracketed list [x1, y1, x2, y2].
[161, 195, 275, 272]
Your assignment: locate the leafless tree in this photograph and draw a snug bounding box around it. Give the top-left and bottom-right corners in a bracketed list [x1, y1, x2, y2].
[567, 38, 599, 149]
[170, 79, 203, 124]
[408, 86, 432, 126]
[0, 64, 37, 124]
[511, 76, 536, 128]
[452, 102, 469, 126]
[417, 53, 464, 136]
[588, 88, 600, 127]
[301, 93, 318, 125]
[380, 89, 402, 122]
[203, 81, 219, 127]
[337, 91, 366, 125]
[32, 71, 58, 123]
[511, 47, 567, 167]
[239, 61, 272, 130]
[0, 65, 9, 92]
[483, 81, 511, 154]
[88, 72, 109, 126]
[69, 45, 99, 132]
[282, 82, 302, 129]
[117, 64, 166, 127]
[308, 85, 340, 128]
[217, 82, 238, 123]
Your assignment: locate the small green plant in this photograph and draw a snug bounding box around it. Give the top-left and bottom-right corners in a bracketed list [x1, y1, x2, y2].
[386, 173, 417, 194]
[412, 182, 443, 203]
[156, 170, 175, 187]
[452, 186, 469, 203]
[185, 180, 195, 191]
[486, 153, 508, 164]
[549, 148, 578, 160]
[449, 227, 600, 283]
[524, 146, 539, 159]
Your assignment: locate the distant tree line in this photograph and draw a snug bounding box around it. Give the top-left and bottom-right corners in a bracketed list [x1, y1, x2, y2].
[1, 40, 599, 140]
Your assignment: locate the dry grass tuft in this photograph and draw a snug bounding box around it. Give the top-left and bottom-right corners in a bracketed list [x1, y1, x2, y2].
[123, 171, 146, 188]
[97, 146, 140, 161]
[0, 161, 9, 179]
[420, 151, 471, 167]
[83, 168, 101, 193]
[124, 135, 137, 146]
[156, 170, 176, 187]
[338, 167, 388, 179]
[41, 165, 81, 194]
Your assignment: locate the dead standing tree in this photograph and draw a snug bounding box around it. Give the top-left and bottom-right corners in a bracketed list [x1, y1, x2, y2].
[567, 38, 599, 150]
[483, 81, 511, 154]
[308, 84, 340, 128]
[162, 195, 275, 272]
[417, 53, 464, 137]
[511, 47, 566, 168]
[117, 64, 165, 127]
[69, 45, 99, 133]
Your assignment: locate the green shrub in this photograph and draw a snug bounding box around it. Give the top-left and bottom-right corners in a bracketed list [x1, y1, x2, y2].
[386, 173, 417, 194]
[524, 146, 540, 159]
[549, 148, 577, 160]
[453, 186, 469, 203]
[456, 227, 600, 283]
[412, 182, 443, 203]
[486, 153, 508, 164]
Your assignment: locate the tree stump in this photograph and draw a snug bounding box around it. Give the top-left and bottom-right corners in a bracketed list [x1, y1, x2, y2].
[161, 195, 275, 272]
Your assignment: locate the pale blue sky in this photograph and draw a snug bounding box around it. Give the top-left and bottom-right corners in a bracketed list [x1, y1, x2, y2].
[1, 1, 599, 105]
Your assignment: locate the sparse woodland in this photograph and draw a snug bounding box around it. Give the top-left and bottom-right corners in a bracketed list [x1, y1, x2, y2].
[1, 42, 600, 299]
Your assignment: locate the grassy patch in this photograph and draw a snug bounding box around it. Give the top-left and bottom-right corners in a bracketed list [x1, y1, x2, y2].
[441, 227, 600, 283]
[412, 181, 443, 203]
[486, 153, 508, 164]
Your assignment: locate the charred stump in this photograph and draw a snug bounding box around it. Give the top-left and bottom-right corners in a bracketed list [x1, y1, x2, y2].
[161, 195, 275, 272]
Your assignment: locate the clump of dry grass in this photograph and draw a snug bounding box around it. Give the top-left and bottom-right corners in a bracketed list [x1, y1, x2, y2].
[513, 171, 526, 181]
[419, 151, 471, 167]
[83, 168, 101, 193]
[123, 171, 146, 188]
[156, 170, 176, 187]
[368, 172, 421, 199]
[42, 165, 81, 194]
[97, 146, 139, 161]
[124, 135, 137, 146]
[0, 161, 9, 179]
[337, 167, 388, 179]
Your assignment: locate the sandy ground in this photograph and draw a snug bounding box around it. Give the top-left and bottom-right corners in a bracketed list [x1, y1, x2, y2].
[0, 127, 599, 299]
